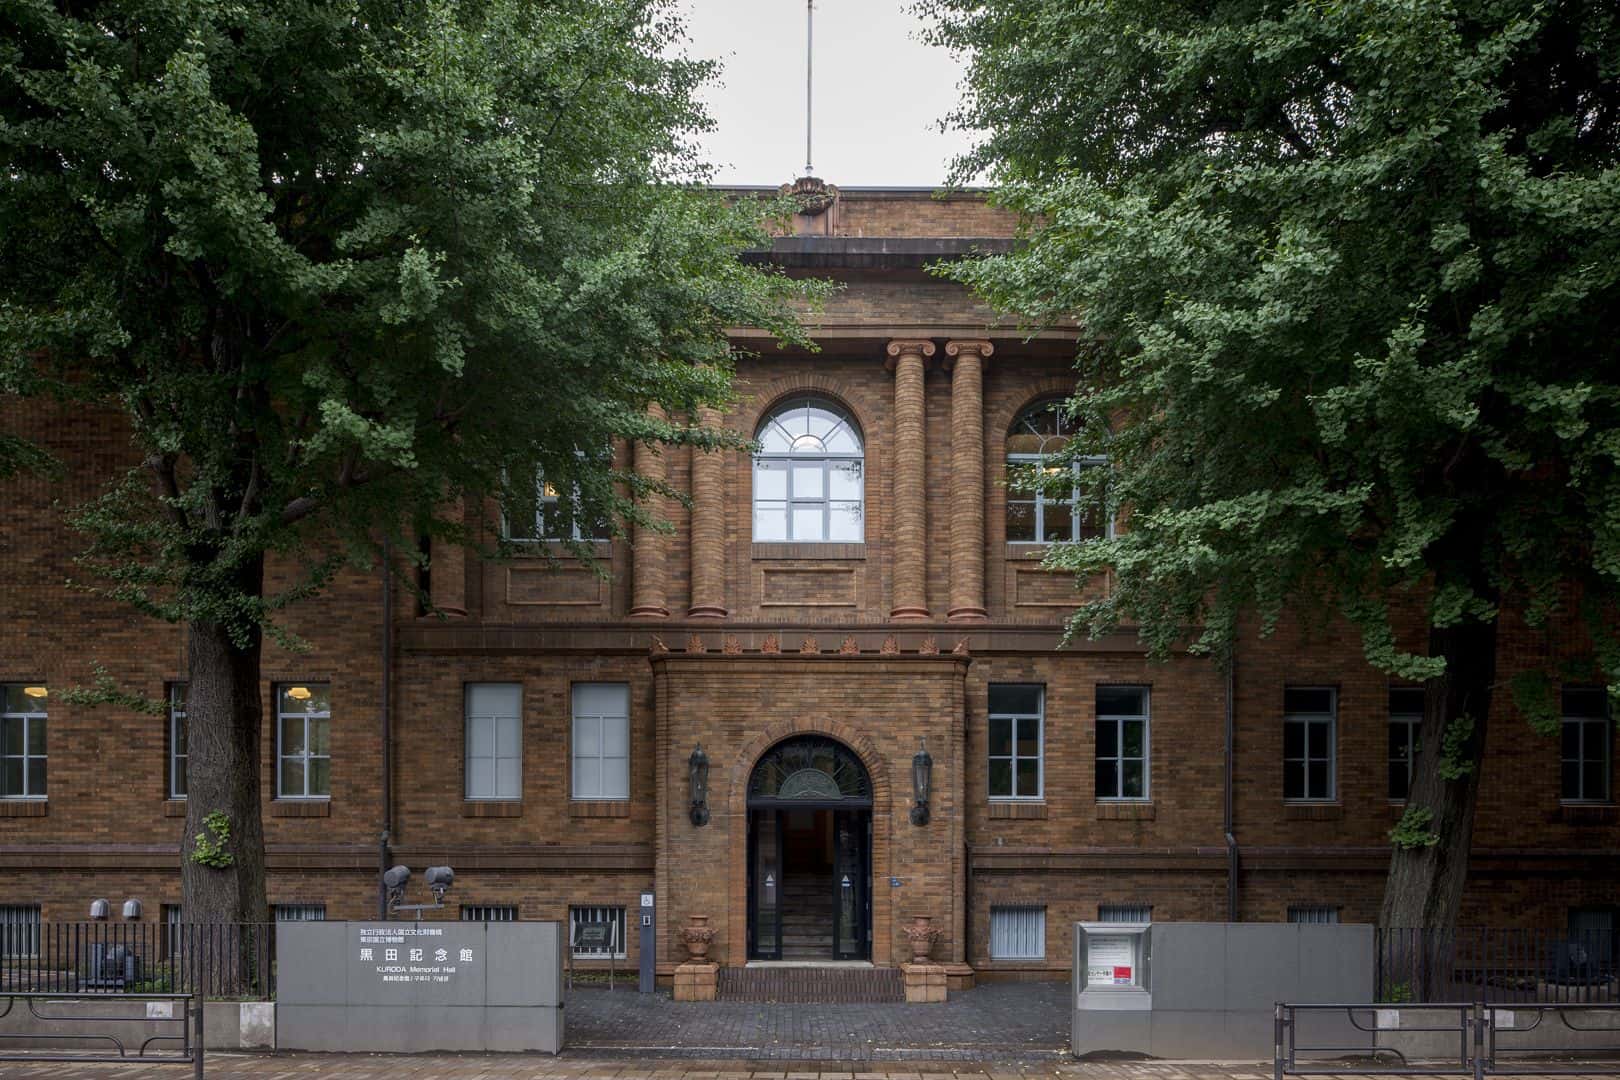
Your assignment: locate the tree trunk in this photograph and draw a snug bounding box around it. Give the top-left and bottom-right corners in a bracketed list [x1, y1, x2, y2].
[1380, 610, 1499, 932]
[180, 562, 270, 930]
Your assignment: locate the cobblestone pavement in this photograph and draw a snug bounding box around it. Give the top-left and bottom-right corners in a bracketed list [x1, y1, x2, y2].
[564, 982, 1072, 1061]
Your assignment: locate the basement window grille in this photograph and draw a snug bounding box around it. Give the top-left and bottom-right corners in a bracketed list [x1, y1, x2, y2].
[1099, 904, 1152, 923]
[461, 905, 517, 922]
[570, 905, 627, 959]
[274, 904, 327, 922]
[1288, 905, 1340, 924]
[989, 905, 1046, 960]
[0, 905, 40, 958]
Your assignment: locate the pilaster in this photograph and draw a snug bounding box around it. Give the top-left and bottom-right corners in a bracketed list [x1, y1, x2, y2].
[944, 340, 992, 623]
[629, 406, 670, 619]
[688, 405, 728, 618]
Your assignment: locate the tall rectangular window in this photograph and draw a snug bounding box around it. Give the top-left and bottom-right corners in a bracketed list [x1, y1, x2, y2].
[504, 471, 610, 542]
[989, 906, 1046, 960]
[465, 683, 522, 801]
[988, 684, 1043, 800]
[168, 683, 188, 799]
[1561, 687, 1612, 803]
[274, 904, 327, 922]
[1, 685, 47, 799]
[1096, 686, 1150, 800]
[461, 905, 517, 922]
[570, 905, 628, 959]
[572, 683, 630, 800]
[1283, 687, 1336, 801]
[0, 905, 40, 958]
[1388, 687, 1424, 801]
[276, 684, 331, 799]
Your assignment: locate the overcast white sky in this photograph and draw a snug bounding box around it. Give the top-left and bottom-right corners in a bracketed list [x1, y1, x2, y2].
[676, 0, 979, 187]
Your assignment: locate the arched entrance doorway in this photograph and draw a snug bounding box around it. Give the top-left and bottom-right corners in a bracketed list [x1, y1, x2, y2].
[746, 735, 872, 961]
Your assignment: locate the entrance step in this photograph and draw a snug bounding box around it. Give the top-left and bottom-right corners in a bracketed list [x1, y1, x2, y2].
[718, 965, 903, 1004]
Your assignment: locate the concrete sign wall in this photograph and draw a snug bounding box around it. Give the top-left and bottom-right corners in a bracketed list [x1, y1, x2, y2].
[1073, 922, 1374, 1059]
[277, 920, 563, 1053]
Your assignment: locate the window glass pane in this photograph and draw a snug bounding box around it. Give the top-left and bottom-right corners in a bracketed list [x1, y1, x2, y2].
[1389, 762, 1409, 801]
[1562, 720, 1581, 759]
[574, 683, 629, 717]
[1307, 721, 1329, 759]
[791, 505, 824, 541]
[496, 715, 521, 761]
[496, 758, 520, 799]
[280, 717, 305, 756]
[1283, 760, 1305, 800]
[757, 424, 792, 454]
[791, 462, 824, 499]
[988, 758, 1012, 798]
[467, 683, 520, 718]
[828, 502, 863, 541]
[602, 755, 630, 800]
[1283, 721, 1305, 759]
[1096, 759, 1118, 799]
[754, 459, 788, 500]
[828, 461, 862, 500]
[1097, 686, 1146, 717]
[1389, 723, 1409, 760]
[2, 759, 20, 797]
[1285, 688, 1334, 715]
[574, 756, 600, 799]
[754, 502, 788, 540]
[1016, 758, 1040, 797]
[28, 758, 45, 797]
[602, 716, 630, 757]
[308, 716, 329, 756]
[25, 718, 44, 756]
[469, 716, 494, 757]
[989, 684, 1043, 715]
[1562, 687, 1608, 718]
[467, 757, 493, 799]
[988, 718, 1013, 757]
[1307, 760, 1329, 799]
[1041, 503, 1074, 542]
[1561, 761, 1581, 800]
[1122, 719, 1145, 758]
[824, 426, 860, 454]
[281, 759, 305, 798]
[1016, 720, 1040, 758]
[1096, 719, 1118, 758]
[1389, 688, 1425, 716]
[2, 719, 20, 755]
[574, 717, 600, 757]
[1582, 720, 1606, 760]
[1583, 761, 1606, 801]
[1006, 500, 1036, 542]
[309, 757, 330, 797]
[1122, 760, 1145, 798]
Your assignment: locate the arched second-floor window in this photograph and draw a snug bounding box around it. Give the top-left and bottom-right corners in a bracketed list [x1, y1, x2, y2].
[753, 397, 864, 542]
[1006, 400, 1109, 543]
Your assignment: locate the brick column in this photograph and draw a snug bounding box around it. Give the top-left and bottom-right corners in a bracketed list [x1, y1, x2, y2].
[885, 339, 935, 621]
[944, 340, 993, 623]
[629, 407, 669, 620]
[688, 405, 728, 618]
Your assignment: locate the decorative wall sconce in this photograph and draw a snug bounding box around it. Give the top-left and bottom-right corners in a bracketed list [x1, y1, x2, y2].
[689, 743, 711, 826]
[910, 737, 933, 825]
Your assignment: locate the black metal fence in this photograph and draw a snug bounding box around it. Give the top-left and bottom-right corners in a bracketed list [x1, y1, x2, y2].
[1379, 928, 1618, 1005]
[0, 991, 202, 1078]
[0, 922, 275, 999]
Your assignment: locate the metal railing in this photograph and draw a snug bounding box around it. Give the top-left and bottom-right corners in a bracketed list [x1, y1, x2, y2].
[0, 922, 274, 999]
[0, 990, 201, 1077]
[1379, 928, 1618, 1005]
[1276, 1002, 1620, 1079]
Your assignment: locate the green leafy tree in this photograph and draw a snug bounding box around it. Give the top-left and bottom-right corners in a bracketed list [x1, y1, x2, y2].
[921, 0, 1620, 928]
[1, 0, 809, 924]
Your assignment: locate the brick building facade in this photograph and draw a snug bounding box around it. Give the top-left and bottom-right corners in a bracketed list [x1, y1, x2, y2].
[1, 187, 1615, 983]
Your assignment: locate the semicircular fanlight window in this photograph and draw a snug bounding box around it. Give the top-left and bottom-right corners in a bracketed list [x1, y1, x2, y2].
[748, 736, 872, 803]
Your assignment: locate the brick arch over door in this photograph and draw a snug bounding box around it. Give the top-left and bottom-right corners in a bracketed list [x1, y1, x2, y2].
[726, 719, 895, 966]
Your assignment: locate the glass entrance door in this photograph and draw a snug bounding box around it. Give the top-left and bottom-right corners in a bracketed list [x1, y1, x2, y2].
[831, 809, 870, 960]
[748, 808, 782, 960]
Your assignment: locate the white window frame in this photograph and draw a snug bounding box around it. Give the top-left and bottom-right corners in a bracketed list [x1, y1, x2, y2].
[989, 905, 1046, 960]
[1283, 687, 1337, 802]
[461, 905, 517, 922]
[1388, 687, 1423, 802]
[275, 684, 331, 800]
[570, 905, 628, 960]
[464, 683, 523, 801]
[1561, 687, 1613, 804]
[0, 905, 41, 958]
[1096, 686, 1151, 801]
[751, 398, 865, 543]
[1005, 400, 1112, 545]
[571, 683, 630, 801]
[1, 685, 47, 800]
[168, 683, 188, 800]
[273, 904, 327, 922]
[988, 684, 1044, 801]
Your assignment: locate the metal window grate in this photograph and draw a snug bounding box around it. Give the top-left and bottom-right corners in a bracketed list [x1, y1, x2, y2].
[989, 905, 1045, 960]
[273, 904, 327, 922]
[1288, 905, 1340, 924]
[460, 905, 517, 922]
[0, 905, 40, 958]
[1099, 904, 1152, 923]
[570, 905, 627, 959]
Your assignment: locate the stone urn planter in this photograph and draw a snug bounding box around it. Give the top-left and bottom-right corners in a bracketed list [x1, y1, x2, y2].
[901, 915, 941, 963]
[681, 915, 716, 961]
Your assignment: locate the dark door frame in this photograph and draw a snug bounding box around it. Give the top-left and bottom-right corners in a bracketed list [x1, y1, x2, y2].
[747, 801, 872, 961]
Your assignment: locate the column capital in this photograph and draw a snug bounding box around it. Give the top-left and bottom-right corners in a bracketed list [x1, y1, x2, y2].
[941, 339, 994, 370]
[884, 339, 937, 371]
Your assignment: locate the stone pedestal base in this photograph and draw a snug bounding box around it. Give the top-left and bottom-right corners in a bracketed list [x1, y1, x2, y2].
[672, 962, 718, 1002]
[900, 962, 947, 1003]
[942, 962, 976, 992]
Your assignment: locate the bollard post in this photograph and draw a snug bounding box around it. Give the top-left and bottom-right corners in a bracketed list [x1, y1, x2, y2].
[1472, 1001, 1485, 1080]
[194, 992, 204, 1080]
[1274, 1003, 1285, 1080]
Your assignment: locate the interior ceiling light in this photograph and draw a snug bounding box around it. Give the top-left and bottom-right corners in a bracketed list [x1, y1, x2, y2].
[23, 686, 48, 698]
[287, 686, 311, 700]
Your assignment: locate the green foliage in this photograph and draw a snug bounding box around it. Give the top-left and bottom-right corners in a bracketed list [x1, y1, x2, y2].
[0, 0, 816, 648]
[1389, 806, 1440, 851]
[1438, 715, 1477, 781]
[57, 663, 166, 716]
[189, 810, 235, 869]
[1383, 981, 1415, 1005]
[919, 0, 1620, 693]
